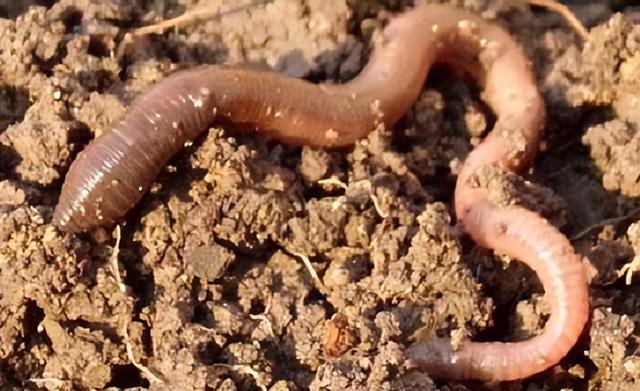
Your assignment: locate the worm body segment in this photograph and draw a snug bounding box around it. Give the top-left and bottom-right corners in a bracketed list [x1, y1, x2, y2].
[53, 4, 590, 382]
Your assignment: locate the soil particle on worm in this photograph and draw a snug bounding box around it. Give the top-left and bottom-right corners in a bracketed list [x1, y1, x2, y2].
[2, 0, 640, 390]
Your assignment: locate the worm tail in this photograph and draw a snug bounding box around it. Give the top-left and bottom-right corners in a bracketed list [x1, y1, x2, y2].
[406, 201, 589, 381]
[53, 70, 215, 232]
[52, 66, 384, 232]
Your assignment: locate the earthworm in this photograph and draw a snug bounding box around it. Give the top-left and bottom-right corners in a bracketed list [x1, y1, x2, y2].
[53, 3, 590, 382]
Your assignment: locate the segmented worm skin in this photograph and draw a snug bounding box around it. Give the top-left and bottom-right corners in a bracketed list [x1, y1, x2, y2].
[53, 4, 589, 382]
[53, 21, 435, 232]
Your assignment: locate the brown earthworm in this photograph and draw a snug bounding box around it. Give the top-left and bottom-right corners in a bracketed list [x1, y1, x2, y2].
[53, 3, 589, 382]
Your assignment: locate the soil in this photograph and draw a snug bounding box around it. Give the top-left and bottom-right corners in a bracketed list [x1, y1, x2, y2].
[0, 0, 640, 390]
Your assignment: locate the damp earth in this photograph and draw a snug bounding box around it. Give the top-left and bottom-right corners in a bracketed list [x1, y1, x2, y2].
[1, 0, 640, 390]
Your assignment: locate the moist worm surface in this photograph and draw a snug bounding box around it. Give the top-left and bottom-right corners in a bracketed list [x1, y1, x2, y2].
[53, 3, 590, 382]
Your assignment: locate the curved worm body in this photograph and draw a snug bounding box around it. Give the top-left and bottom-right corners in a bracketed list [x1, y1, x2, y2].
[54, 4, 589, 382]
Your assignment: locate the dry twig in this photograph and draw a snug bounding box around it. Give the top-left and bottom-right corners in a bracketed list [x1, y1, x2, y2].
[522, 0, 589, 40]
[570, 208, 640, 241]
[117, 0, 271, 56]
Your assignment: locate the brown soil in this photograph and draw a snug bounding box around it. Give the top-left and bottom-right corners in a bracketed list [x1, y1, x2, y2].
[1, 0, 640, 390]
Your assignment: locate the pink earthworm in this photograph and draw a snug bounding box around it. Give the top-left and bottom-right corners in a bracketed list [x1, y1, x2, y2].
[53, 3, 589, 381]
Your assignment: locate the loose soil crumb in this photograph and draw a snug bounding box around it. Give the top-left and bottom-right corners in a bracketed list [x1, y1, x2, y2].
[1, 0, 640, 390]
[588, 308, 637, 390]
[582, 119, 640, 197]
